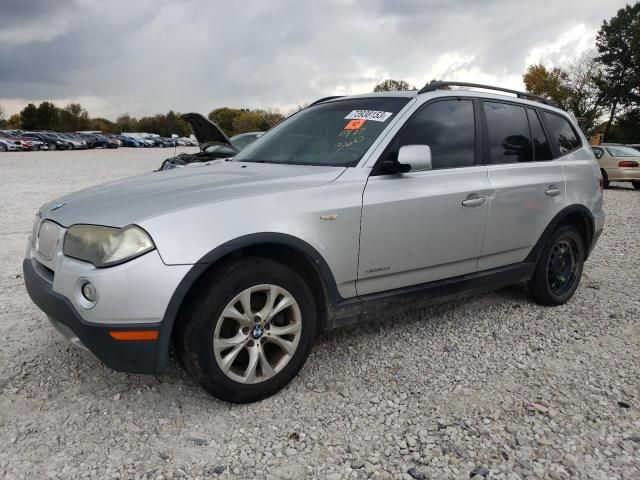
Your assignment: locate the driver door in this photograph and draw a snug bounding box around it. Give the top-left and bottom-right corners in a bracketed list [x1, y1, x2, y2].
[357, 98, 490, 295]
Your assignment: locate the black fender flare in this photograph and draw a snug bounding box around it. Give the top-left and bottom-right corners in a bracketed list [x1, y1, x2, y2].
[524, 204, 595, 265]
[155, 233, 341, 372]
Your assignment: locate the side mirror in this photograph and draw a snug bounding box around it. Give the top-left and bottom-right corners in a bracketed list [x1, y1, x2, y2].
[383, 145, 432, 173]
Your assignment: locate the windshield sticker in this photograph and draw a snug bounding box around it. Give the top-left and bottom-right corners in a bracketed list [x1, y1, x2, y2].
[344, 119, 366, 130]
[345, 110, 393, 122]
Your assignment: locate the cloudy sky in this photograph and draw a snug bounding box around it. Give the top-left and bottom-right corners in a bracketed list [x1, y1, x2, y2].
[0, 0, 629, 119]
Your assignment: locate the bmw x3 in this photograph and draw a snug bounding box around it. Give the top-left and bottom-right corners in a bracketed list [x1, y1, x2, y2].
[24, 82, 605, 403]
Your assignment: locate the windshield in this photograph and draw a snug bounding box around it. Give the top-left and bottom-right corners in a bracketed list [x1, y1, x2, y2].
[606, 146, 640, 157]
[233, 97, 410, 167]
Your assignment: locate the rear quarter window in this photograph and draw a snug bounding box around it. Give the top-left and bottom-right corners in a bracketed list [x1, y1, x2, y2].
[542, 112, 581, 155]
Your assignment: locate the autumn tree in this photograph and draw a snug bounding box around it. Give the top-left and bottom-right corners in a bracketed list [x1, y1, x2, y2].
[595, 3, 640, 136]
[0, 105, 5, 127]
[523, 65, 572, 109]
[373, 79, 415, 92]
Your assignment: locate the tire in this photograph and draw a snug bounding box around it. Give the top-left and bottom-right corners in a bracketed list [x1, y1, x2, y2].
[600, 169, 609, 189]
[0, 144, 7, 152]
[175, 257, 317, 403]
[50, 144, 56, 151]
[632, 181, 640, 190]
[529, 225, 585, 306]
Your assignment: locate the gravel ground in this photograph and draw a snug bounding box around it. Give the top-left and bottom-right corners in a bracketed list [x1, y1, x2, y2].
[0, 149, 638, 480]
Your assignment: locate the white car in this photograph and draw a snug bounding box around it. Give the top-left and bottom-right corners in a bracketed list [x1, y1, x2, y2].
[0, 138, 23, 151]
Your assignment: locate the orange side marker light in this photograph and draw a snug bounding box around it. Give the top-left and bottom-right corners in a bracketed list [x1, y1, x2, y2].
[109, 330, 159, 341]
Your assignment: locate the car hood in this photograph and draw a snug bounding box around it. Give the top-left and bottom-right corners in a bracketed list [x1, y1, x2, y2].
[42, 161, 346, 227]
[181, 112, 235, 151]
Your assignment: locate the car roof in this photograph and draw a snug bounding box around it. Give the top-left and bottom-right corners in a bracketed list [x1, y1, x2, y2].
[323, 88, 570, 117]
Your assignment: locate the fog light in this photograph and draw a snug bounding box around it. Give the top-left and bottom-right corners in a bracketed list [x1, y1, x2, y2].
[81, 281, 97, 302]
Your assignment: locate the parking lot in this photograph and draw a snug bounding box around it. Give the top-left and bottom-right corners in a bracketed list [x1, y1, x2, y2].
[0, 149, 638, 479]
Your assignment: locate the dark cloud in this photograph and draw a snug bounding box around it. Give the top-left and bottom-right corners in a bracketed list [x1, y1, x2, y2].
[0, 0, 628, 118]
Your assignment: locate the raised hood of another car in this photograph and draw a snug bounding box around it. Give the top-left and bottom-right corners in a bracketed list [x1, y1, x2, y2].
[181, 113, 236, 151]
[42, 161, 346, 227]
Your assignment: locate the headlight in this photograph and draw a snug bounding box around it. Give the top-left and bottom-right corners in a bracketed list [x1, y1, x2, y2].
[63, 224, 155, 267]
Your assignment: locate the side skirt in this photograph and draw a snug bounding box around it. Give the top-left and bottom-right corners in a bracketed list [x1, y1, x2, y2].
[326, 263, 535, 329]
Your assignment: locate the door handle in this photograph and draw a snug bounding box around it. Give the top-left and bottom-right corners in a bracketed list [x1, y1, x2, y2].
[461, 194, 486, 207]
[545, 185, 561, 196]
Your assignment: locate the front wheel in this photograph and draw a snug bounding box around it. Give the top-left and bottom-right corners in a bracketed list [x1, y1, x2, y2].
[632, 181, 640, 190]
[600, 169, 610, 189]
[529, 225, 584, 306]
[175, 257, 317, 403]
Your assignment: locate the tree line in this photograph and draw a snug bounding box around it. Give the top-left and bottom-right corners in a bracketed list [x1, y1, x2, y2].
[0, 102, 287, 138]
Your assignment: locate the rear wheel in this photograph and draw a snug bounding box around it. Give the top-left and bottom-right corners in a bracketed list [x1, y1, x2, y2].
[50, 144, 57, 151]
[529, 225, 584, 306]
[0, 144, 7, 152]
[175, 257, 317, 403]
[632, 181, 640, 190]
[600, 169, 609, 189]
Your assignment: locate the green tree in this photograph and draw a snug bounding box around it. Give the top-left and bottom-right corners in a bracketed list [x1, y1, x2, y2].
[208, 107, 244, 135]
[59, 103, 90, 131]
[36, 102, 60, 130]
[373, 79, 414, 92]
[6, 113, 21, 129]
[116, 114, 139, 133]
[595, 3, 640, 136]
[20, 103, 39, 130]
[0, 105, 6, 128]
[232, 111, 265, 134]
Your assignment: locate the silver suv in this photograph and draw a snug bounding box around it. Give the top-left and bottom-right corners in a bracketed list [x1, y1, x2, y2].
[24, 82, 604, 403]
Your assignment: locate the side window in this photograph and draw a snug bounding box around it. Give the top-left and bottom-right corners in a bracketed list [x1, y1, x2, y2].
[483, 101, 532, 164]
[526, 108, 552, 161]
[394, 99, 475, 169]
[592, 147, 603, 159]
[542, 111, 581, 155]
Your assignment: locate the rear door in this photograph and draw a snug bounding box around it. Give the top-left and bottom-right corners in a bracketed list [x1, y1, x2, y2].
[357, 98, 491, 295]
[478, 101, 566, 270]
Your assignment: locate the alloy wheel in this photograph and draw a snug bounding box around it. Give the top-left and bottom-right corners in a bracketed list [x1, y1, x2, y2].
[213, 284, 302, 384]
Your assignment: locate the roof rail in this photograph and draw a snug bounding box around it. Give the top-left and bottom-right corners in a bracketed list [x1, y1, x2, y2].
[418, 81, 556, 106]
[308, 95, 344, 107]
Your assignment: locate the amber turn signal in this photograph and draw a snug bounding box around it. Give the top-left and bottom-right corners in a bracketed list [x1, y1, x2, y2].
[109, 330, 159, 341]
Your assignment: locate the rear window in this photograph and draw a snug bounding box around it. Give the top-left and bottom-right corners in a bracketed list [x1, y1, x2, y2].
[483, 102, 533, 163]
[542, 112, 581, 155]
[605, 146, 640, 157]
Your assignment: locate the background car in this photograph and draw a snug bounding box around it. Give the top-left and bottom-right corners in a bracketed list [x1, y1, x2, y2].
[592, 144, 640, 189]
[157, 113, 263, 170]
[0, 137, 23, 151]
[230, 132, 263, 150]
[21, 132, 64, 150]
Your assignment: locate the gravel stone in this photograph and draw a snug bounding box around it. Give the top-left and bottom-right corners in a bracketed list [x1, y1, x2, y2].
[0, 150, 639, 479]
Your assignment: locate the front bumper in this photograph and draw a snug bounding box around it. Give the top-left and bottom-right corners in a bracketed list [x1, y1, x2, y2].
[24, 257, 162, 373]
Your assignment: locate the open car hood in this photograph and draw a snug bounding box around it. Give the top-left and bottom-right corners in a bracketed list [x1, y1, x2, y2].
[181, 113, 236, 151]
